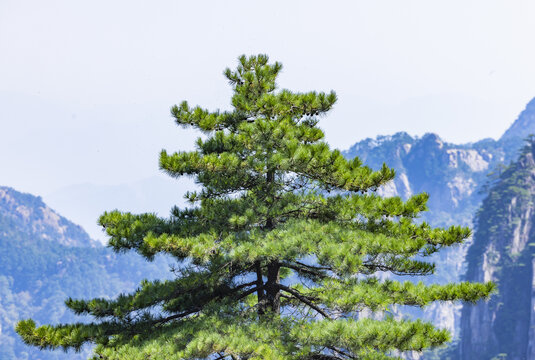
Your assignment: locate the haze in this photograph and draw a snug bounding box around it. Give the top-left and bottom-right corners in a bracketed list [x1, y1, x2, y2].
[2, 0, 535, 240]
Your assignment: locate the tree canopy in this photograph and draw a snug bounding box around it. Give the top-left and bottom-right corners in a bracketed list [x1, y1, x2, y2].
[16, 54, 494, 360]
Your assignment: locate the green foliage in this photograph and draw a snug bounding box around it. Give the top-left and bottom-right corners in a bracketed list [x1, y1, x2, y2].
[460, 139, 535, 359]
[17, 55, 494, 359]
[467, 141, 535, 269]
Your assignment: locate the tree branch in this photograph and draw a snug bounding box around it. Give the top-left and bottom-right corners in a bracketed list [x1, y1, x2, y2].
[277, 284, 330, 319]
[294, 261, 332, 271]
[281, 262, 327, 278]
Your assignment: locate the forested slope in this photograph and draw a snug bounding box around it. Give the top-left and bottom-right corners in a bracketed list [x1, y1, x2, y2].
[459, 140, 535, 359]
[0, 186, 171, 360]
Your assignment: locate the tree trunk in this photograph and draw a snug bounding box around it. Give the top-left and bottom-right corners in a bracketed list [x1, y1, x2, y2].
[255, 261, 265, 315]
[265, 261, 280, 314]
[264, 169, 280, 313]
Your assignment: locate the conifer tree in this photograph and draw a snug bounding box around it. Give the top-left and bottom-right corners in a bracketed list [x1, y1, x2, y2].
[17, 55, 494, 360]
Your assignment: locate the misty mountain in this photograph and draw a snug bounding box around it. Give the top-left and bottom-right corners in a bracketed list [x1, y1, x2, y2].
[342, 98, 535, 341]
[458, 138, 535, 359]
[0, 186, 172, 360]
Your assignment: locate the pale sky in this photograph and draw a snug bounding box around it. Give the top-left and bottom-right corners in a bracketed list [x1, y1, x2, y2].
[2, 0, 535, 197]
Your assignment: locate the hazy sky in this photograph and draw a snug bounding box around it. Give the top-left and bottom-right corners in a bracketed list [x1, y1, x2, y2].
[2, 0, 535, 197]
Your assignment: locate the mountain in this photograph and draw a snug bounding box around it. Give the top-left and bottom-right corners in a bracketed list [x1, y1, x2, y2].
[500, 97, 535, 141]
[4, 96, 535, 359]
[0, 187, 98, 248]
[0, 186, 171, 360]
[343, 132, 519, 227]
[342, 98, 535, 340]
[459, 140, 535, 360]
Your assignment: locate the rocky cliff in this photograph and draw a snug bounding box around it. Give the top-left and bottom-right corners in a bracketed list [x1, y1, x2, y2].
[343, 98, 535, 341]
[343, 134, 513, 336]
[344, 97, 535, 224]
[459, 140, 535, 360]
[344, 132, 517, 227]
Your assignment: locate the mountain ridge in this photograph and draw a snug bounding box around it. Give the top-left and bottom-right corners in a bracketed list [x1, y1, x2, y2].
[500, 97, 535, 142]
[0, 186, 171, 360]
[341, 97, 535, 344]
[0, 186, 99, 248]
[342, 95, 535, 223]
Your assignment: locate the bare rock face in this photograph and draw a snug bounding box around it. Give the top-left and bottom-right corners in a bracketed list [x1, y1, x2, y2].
[0, 186, 98, 247]
[344, 132, 513, 336]
[343, 132, 512, 225]
[459, 142, 535, 360]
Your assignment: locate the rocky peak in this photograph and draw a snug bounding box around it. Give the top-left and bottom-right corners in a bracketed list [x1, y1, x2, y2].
[419, 133, 444, 149]
[337, 97, 535, 356]
[500, 97, 535, 142]
[0, 186, 98, 247]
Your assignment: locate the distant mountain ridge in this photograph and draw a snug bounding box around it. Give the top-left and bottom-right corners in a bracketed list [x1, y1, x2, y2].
[341, 98, 535, 344]
[501, 97, 535, 141]
[0, 186, 98, 247]
[343, 107, 529, 226]
[0, 187, 171, 360]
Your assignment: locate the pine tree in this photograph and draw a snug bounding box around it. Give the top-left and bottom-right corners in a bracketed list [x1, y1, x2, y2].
[17, 55, 494, 360]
